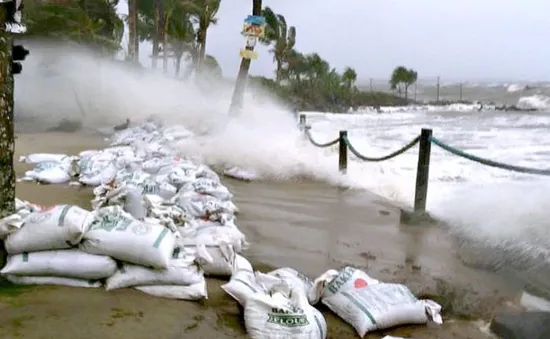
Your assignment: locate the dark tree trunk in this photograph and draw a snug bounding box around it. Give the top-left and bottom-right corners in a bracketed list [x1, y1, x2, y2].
[127, 0, 138, 63]
[152, 0, 160, 68]
[229, 0, 262, 116]
[0, 7, 16, 266]
[197, 24, 207, 73]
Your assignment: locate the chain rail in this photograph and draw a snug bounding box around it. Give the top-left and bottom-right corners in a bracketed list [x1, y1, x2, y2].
[430, 136, 550, 176]
[305, 128, 339, 148]
[343, 135, 421, 162]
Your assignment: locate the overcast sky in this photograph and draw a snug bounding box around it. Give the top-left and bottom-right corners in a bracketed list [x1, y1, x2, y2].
[121, 0, 550, 82]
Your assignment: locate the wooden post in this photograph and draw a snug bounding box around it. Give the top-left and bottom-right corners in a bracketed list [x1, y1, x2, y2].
[413, 128, 432, 214]
[338, 130, 348, 173]
[436, 76, 440, 104]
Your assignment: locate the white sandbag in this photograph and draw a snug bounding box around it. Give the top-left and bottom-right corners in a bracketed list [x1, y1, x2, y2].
[79, 206, 175, 268]
[177, 243, 237, 277]
[139, 180, 177, 199]
[181, 178, 232, 201]
[265, 267, 314, 300]
[23, 161, 72, 184]
[0, 213, 25, 240]
[105, 248, 204, 290]
[173, 192, 238, 219]
[19, 153, 71, 164]
[245, 285, 327, 339]
[0, 249, 117, 280]
[322, 279, 443, 336]
[177, 222, 248, 253]
[6, 274, 102, 288]
[135, 279, 207, 301]
[222, 269, 261, 306]
[78, 152, 118, 186]
[223, 167, 260, 181]
[310, 266, 380, 305]
[5, 205, 93, 254]
[115, 169, 151, 187]
[195, 164, 221, 182]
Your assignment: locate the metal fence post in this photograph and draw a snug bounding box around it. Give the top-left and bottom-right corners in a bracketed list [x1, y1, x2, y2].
[414, 128, 432, 214]
[339, 130, 348, 173]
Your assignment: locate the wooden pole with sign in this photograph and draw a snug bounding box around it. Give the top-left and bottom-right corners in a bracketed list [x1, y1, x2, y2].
[229, 0, 263, 117]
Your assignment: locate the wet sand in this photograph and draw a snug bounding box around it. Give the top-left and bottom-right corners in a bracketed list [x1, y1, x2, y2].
[0, 132, 521, 338]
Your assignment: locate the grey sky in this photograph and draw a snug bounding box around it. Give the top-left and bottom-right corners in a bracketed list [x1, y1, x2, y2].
[123, 0, 550, 82]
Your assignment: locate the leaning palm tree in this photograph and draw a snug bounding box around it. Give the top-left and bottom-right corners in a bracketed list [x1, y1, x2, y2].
[261, 7, 296, 83]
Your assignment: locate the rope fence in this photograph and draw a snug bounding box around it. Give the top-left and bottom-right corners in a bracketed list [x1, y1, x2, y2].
[298, 114, 550, 218]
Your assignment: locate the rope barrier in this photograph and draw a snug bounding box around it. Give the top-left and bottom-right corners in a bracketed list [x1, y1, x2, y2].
[305, 128, 339, 148]
[430, 136, 550, 176]
[343, 135, 421, 162]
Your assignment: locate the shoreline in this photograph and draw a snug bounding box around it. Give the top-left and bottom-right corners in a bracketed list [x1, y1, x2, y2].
[0, 131, 531, 338]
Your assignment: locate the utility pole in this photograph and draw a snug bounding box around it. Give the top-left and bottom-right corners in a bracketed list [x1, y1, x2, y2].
[229, 0, 262, 116]
[436, 76, 440, 104]
[459, 83, 463, 102]
[369, 78, 373, 92]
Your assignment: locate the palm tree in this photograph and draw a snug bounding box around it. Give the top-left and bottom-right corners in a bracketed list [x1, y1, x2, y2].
[342, 67, 357, 88]
[24, 0, 124, 54]
[261, 7, 296, 83]
[192, 0, 220, 72]
[127, 0, 138, 62]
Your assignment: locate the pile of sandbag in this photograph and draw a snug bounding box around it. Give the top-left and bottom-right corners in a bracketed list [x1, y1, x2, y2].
[0, 203, 209, 300]
[222, 265, 443, 338]
[6, 121, 251, 300]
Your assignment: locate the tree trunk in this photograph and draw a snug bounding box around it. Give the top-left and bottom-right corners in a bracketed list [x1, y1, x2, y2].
[229, 0, 262, 116]
[174, 53, 183, 77]
[405, 84, 409, 100]
[162, 19, 168, 73]
[275, 58, 282, 84]
[127, 0, 138, 63]
[0, 7, 16, 266]
[152, 0, 160, 68]
[158, 0, 168, 74]
[197, 24, 207, 74]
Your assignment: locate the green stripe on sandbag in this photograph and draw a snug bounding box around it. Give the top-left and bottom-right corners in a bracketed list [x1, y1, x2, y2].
[313, 314, 325, 339]
[152, 228, 169, 248]
[341, 291, 377, 325]
[58, 205, 72, 227]
[22, 252, 29, 262]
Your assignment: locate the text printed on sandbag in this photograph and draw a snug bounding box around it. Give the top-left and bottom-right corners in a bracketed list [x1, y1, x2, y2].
[327, 266, 354, 294]
[90, 215, 138, 233]
[267, 308, 309, 327]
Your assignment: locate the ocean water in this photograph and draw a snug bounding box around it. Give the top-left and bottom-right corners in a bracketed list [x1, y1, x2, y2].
[172, 90, 550, 287]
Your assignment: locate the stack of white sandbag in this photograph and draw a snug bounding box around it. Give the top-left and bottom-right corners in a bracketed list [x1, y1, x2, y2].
[16, 121, 250, 281]
[0, 202, 210, 301]
[222, 265, 443, 338]
[0, 204, 115, 288]
[85, 123, 249, 278]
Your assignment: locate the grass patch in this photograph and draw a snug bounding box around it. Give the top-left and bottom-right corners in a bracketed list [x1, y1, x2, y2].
[0, 278, 31, 298]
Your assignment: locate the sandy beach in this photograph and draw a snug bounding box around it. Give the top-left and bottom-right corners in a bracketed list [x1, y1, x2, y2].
[0, 131, 523, 338]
